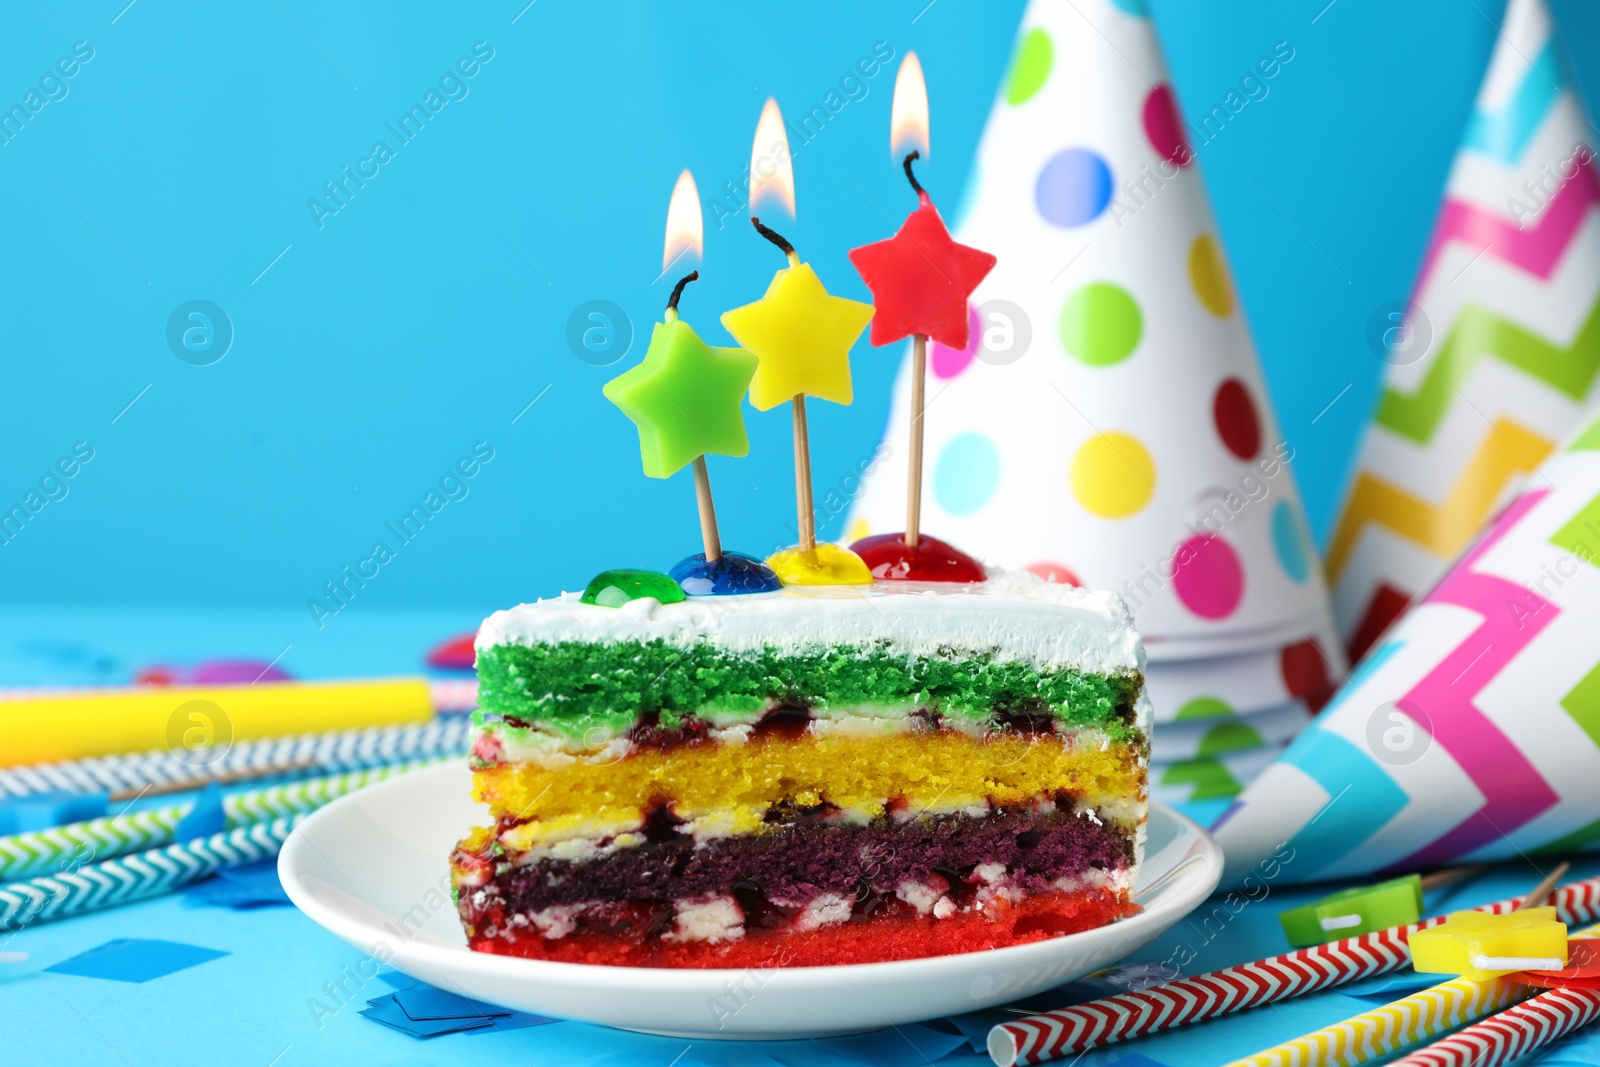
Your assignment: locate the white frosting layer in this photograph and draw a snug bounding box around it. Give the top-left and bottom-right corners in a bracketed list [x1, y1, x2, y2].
[478, 567, 1144, 676]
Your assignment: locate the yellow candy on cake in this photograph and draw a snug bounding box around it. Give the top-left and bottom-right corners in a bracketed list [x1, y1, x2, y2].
[1411, 908, 1568, 981]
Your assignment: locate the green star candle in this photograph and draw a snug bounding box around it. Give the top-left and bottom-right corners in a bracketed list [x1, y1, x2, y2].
[603, 172, 759, 570]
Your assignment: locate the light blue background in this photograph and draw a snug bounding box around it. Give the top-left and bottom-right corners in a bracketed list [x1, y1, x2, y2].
[4, 0, 1600, 625]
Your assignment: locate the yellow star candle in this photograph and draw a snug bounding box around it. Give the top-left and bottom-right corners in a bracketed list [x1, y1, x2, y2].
[602, 171, 779, 596]
[719, 100, 875, 586]
[1411, 907, 1569, 982]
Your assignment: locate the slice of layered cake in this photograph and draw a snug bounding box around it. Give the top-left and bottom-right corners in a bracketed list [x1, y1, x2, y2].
[451, 570, 1149, 968]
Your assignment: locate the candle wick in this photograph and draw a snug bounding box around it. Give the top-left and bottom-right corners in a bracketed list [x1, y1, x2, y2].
[902, 151, 925, 197]
[750, 216, 796, 259]
[666, 270, 700, 314]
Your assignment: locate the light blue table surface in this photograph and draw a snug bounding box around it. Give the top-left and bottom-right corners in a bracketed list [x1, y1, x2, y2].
[1, 607, 1596, 1067]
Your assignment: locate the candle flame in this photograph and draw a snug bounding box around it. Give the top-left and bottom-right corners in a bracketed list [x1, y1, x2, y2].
[890, 52, 929, 160]
[748, 98, 796, 219]
[663, 169, 703, 275]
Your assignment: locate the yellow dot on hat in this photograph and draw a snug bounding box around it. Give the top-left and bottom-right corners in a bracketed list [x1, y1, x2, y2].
[1189, 233, 1235, 317]
[1070, 432, 1156, 518]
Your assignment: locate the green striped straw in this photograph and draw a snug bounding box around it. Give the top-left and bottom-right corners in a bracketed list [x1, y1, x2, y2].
[0, 816, 304, 931]
[0, 758, 444, 882]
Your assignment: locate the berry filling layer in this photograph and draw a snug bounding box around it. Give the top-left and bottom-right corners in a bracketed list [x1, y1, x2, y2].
[462, 888, 1135, 969]
[453, 803, 1139, 968]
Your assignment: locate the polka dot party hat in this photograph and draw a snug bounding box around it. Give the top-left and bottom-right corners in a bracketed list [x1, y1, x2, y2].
[1327, 0, 1600, 662]
[847, 0, 1339, 658]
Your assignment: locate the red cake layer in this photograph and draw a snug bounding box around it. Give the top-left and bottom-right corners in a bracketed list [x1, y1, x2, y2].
[465, 887, 1135, 969]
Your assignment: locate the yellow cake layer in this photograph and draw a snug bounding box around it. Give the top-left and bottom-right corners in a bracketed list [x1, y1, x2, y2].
[475, 731, 1144, 848]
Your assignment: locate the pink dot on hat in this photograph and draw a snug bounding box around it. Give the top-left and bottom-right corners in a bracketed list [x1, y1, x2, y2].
[931, 304, 982, 380]
[1213, 378, 1262, 460]
[1026, 562, 1082, 586]
[1142, 85, 1190, 168]
[1172, 534, 1244, 619]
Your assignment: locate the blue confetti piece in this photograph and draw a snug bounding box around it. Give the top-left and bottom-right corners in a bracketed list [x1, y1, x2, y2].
[0, 791, 108, 834]
[359, 995, 492, 1038]
[459, 1011, 562, 1035]
[374, 969, 416, 989]
[184, 859, 292, 909]
[816, 1023, 968, 1066]
[1339, 971, 1443, 998]
[45, 939, 228, 983]
[393, 984, 512, 1021]
[943, 1009, 1014, 1055]
[173, 782, 226, 841]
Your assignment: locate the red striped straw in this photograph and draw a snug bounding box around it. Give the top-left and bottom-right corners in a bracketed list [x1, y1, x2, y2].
[988, 877, 1600, 1067]
[1391, 985, 1600, 1067]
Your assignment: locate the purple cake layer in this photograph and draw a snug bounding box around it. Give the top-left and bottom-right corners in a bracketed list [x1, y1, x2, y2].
[494, 805, 1134, 915]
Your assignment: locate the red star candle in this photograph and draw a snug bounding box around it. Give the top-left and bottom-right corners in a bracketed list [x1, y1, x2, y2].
[848, 53, 996, 580]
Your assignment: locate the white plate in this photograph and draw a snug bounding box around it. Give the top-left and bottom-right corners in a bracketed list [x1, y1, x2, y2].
[280, 762, 1222, 1040]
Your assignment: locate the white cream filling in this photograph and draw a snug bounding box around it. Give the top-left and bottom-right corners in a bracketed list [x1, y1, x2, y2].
[527, 904, 584, 940]
[664, 896, 744, 944]
[896, 880, 943, 916]
[792, 893, 854, 932]
[1052, 864, 1139, 897]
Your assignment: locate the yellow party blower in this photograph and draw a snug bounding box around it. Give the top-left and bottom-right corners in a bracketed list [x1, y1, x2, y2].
[0, 678, 434, 768]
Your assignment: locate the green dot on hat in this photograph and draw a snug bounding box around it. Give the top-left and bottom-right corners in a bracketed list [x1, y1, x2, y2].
[1005, 28, 1053, 105]
[1059, 282, 1143, 366]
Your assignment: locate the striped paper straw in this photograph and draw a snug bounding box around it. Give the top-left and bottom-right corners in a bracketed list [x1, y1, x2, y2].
[988, 878, 1600, 1066]
[0, 678, 475, 711]
[0, 717, 470, 798]
[1237, 925, 1600, 1067]
[0, 816, 302, 931]
[1223, 974, 1528, 1067]
[0, 758, 444, 881]
[1393, 985, 1600, 1067]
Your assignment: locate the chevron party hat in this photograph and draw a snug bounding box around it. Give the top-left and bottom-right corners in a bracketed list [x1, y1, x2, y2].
[846, 0, 1337, 657]
[1329, 0, 1600, 661]
[1214, 403, 1600, 886]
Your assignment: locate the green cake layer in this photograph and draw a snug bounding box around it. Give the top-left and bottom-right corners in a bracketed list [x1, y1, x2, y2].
[475, 639, 1144, 744]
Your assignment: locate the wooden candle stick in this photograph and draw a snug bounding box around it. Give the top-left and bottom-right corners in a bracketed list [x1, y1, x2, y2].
[906, 333, 927, 549]
[691, 456, 722, 563]
[1519, 861, 1572, 910]
[1420, 865, 1488, 894]
[792, 394, 817, 552]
